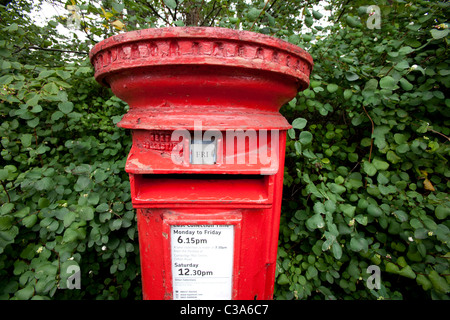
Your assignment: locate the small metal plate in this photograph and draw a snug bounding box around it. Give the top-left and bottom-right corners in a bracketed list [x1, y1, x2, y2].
[190, 140, 216, 165]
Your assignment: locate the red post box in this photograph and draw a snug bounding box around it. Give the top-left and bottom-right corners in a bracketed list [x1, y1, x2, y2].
[90, 27, 313, 300]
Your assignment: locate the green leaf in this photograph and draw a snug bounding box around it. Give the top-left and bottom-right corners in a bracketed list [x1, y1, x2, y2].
[79, 206, 94, 221]
[399, 78, 413, 91]
[340, 204, 356, 218]
[30, 105, 43, 113]
[385, 262, 399, 274]
[96, 203, 109, 213]
[26, 117, 39, 128]
[163, 0, 177, 10]
[63, 211, 77, 227]
[430, 28, 449, 40]
[345, 72, 359, 81]
[58, 101, 73, 114]
[22, 214, 37, 228]
[247, 7, 262, 20]
[112, 1, 125, 13]
[51, 111, 64, 121]
[111, 219, 122, 230]
[435, 205, 449, 220]
[349, 237, 368, 252]
[327, 83, 338, 93]
[398, 46, 414, 55]
[20, 134, 33, 148]
[292, 118, 307, 130]
[355, 214, 368, 226]
[313, 202, 326, 215]
[379, 76, 397, 90]
[363, 162, 377, 176]
[398, 265, 416, 279]
[0, 74, 14, 85]
[0, 169, 8, 180]
[312, 10, 323, 20]
[306, 214, 325, 230]
[277, 273, 289, 285]
[329, 183, 346, 195]
[75, 176, 91, 190]
[367, 204, 382, 217]
[37, 70, 55, 79]
[62, 227, 84, 243]
[15, 285, 34, 300]
[0, 216, 13, 231]
[25, 93, 40, 107]
[35, 177, 54, 191]
[343, 89, 353, 100]
[306, 265, 318, 279]
[372, 158, 389, 171]
[393, 210, 408, 223]
[428, 270, 449, 294]
[1, 203, 14, 215]
[346, 15, 361, 28]
[416, 274, 432, 291]
[331, 242, 342, 260]
[364, 79, 378, 91]
[394, 60, 410, 70]
[294, 141, 302, 154]
[43, 82, 59, 95]
[387, 150, 401, 164]
[299, 131, 313, 145]
[305, 16, 314, 28]
[55, 70, 71, 80]
[287, 128, 295, 139]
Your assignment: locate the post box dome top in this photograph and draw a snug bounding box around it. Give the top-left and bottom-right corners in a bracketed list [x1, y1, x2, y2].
[89, 27, 313, 89]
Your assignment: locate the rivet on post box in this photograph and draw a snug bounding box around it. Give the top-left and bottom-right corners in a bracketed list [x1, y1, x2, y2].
[90, 27, 313, 300]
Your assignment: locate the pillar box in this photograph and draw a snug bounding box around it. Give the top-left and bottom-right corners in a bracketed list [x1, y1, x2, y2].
[90, 27, 313, 300]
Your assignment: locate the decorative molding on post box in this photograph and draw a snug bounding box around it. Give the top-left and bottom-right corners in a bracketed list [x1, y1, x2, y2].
[90, 27, 313, 89]
[89, 27, 313, 131]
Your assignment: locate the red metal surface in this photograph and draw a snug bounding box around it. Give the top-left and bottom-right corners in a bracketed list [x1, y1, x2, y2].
[90, 27, 313, 300]
[89, 27, 313, 131]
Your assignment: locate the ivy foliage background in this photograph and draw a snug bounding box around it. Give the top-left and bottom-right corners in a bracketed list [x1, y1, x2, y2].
[0, 0, 449, 300]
